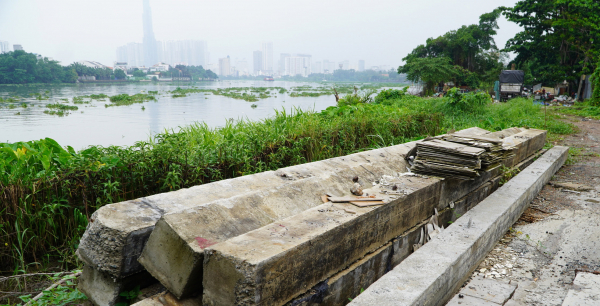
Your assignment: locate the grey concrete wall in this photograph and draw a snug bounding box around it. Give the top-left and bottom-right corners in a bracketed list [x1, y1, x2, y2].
[348, 146, 568, 306]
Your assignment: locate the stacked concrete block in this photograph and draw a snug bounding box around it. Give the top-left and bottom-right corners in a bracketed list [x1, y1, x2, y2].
[77, 127, 545, 305]
[78, 131, 438, 305]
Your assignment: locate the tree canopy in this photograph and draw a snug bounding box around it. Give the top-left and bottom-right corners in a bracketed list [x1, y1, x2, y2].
[399, 9, 504, 89]
[503, 0, 600, 85]
[0, 50, 78, 84]
[399, 57, 456, 94]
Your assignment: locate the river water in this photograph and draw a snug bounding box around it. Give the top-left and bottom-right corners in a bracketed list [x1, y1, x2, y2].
[0, 81, 341, 150]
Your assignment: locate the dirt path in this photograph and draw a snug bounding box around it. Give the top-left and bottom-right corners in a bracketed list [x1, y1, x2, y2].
[465, 116, 600, 305]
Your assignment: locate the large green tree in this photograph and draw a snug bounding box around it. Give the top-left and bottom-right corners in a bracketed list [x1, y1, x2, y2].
[400, 9, 504, 88]
[503, 0, 600, 87]
[399, 57, 456, 95]
[402, 9, 502, 73]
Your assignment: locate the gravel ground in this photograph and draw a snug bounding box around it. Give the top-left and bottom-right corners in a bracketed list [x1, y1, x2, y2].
[465, 116, 600, 305]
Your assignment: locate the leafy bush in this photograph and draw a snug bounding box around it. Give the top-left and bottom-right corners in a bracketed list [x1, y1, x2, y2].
[337, 89, 376, 107]
[374, 87, 408, 104]
[442, 88, 490, 114]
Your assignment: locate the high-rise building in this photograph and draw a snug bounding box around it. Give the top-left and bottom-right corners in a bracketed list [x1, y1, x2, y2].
[284, 54, 311, 77]
[358, 60, 365, 72]
[142, 0, 158, 67]
[261, 42, 273, 73]
[219, 56, 231, 77]
[279, 53, 290, 75]
[314, 61, 322, 74]
[161, 40, 207, 66]
[322, 60, 336, 74]
[13, 44, 23, 51]
[253, 51, 263, 75]
[0, 41, 9, 53]
[116, 43, 144, 67]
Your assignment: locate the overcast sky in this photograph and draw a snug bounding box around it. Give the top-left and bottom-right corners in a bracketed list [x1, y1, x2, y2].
[0, 0, 522, 68]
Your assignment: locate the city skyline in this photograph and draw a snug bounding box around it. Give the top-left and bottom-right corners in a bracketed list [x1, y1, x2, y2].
[0, 0, 523, 70]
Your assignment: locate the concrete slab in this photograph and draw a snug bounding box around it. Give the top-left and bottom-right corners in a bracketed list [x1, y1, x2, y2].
[348, 146, 568, 306]
[445, 294, 500, 306]
[202, 175, 441, 306]
[460, 276, 517, 304]
[562, 272, 600, 306]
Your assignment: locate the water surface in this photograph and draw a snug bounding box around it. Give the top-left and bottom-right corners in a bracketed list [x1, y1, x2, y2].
[0, 81, 338, 149]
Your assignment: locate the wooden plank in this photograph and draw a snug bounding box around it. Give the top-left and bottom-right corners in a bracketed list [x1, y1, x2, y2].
[350, 201, 385, 207]
[328, 197, 384, 203]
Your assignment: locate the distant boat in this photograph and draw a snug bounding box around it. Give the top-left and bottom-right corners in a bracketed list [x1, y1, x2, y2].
[264, 76, 274, 81]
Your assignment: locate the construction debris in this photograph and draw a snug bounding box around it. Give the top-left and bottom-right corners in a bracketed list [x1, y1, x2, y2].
[410, 132, 517, 179]
[350, 182, 364, 196]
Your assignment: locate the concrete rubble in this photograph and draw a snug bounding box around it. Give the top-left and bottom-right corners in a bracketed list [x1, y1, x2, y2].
[77, 127, 547, 305]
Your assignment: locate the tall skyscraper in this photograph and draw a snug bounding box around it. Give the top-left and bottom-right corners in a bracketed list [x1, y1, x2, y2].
[358, 60, 365, 72]
[261, 42, 273, 72]
[219, 56, 231, 76]
[142, 0, 158, 67]
[0, 41, 9, 53]
[253, 51, 263, 74]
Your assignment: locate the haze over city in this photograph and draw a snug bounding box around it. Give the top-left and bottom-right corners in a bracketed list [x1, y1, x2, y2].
[0, 0, 522, 73]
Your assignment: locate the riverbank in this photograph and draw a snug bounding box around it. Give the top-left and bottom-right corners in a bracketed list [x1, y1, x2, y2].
[0, 91, 577, 304]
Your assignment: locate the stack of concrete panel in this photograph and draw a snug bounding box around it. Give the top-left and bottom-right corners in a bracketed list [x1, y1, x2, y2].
[77, 127, 545, 305]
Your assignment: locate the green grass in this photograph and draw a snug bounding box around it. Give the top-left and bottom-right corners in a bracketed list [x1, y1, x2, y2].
[555, 100, 600, 119]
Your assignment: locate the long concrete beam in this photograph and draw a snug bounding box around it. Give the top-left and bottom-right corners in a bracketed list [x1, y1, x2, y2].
[198, 132, 547, 306]
[76, 127, 542, 305]
[136, 128, 545, 301]
[125, 146, 544, 306]
[348, 146, 568, 306]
